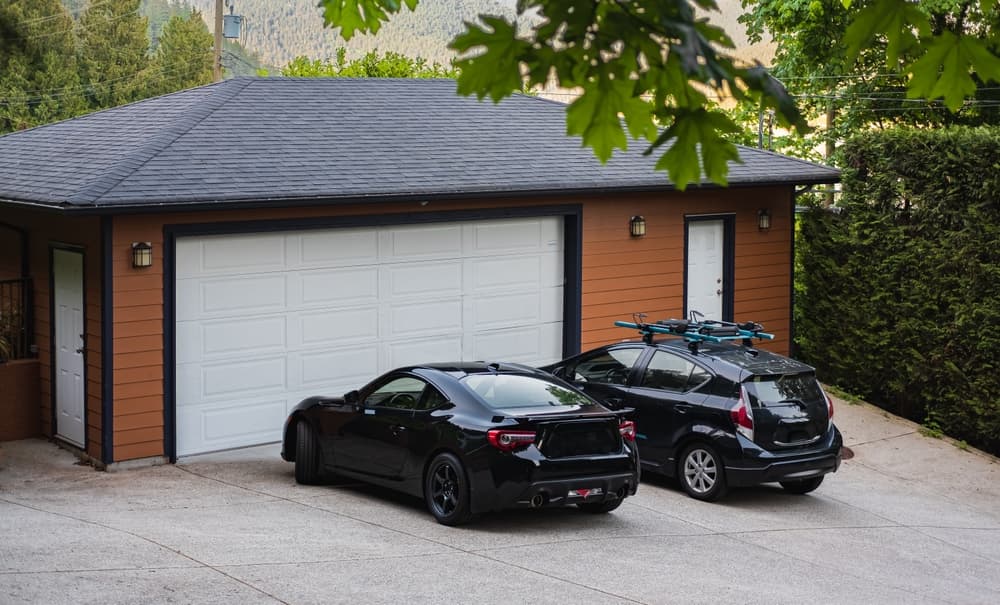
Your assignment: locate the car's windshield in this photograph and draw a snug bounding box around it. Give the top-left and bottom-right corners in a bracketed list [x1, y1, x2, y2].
[744, 373, 823, 406]
[461, 374, 592, 409]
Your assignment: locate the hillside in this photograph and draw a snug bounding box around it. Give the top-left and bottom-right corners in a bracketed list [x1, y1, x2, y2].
[183, 0, 773, 69]
[186, 0, 519, 68]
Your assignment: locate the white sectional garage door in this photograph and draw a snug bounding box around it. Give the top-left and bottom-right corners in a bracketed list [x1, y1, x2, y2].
[174, 217, 564, 456]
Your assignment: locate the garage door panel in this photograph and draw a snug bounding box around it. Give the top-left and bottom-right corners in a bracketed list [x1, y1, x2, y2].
[195, 356, 286, 399]
[176, 275, 288, 320]
[176, 234, 287, 279]
[382, 261, 463, 300]
[386, 299, 463, 338]
[299, 347, 378, 389]
[299, 229, 378, 267]
[176, 398, 286, 456]
[299, 266, 378, 306]
[296, 307, 378, 347]
[383, 336, 463, 370]
[468, 323, 564, 365]
[177, 316, 287, 364]
[464, 219, 560, 256]
[176, 216, 566, 456]
[380, 224, 463, 261]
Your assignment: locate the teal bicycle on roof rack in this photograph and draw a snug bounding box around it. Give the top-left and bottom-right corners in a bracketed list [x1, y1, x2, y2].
[614, 312, 774, 352]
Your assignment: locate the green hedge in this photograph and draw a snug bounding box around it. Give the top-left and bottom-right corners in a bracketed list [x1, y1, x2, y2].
[796, 127, 1000, 456]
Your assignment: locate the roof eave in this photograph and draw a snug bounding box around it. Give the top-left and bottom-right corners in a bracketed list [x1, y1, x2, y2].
[0, 173, 840, 216]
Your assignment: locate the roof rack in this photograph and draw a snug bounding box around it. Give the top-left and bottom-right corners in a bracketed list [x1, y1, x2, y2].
[614, 312, 774, 353]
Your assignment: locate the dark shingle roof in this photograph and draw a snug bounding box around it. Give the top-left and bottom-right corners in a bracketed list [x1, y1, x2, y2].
[0, 77, 839, 211]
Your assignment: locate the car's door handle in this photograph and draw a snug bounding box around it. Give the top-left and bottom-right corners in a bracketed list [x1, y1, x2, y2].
[390, 425, 407, 436]
[674, 404, 693, 414]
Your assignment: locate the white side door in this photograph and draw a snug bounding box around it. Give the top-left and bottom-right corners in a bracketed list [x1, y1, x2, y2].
[686, 220, 724, 320]
[53, 249, 86, 447]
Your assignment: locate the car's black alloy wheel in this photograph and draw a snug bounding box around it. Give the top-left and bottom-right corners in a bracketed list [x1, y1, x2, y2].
[294, 421, 322, 485]
[679, 443, 728, 501]
[780, 476, 824, 494]
[425, 452, 474, 526]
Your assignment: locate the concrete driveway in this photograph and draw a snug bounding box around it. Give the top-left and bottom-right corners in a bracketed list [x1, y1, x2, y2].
[2, 398, 998, 605]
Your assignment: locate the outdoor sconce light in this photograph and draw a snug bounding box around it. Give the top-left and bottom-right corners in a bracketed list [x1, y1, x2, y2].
[629, 215, 647, 237]
[757, 209, 771, 232]
[131, 242, 153, 269]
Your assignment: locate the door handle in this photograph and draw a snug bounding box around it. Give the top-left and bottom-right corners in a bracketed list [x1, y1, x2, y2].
[674, 404, 693, 414]
[390, 425, 407, 436]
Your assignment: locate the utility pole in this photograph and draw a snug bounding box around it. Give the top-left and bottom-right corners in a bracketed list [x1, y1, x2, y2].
[213, 0, 223, 81]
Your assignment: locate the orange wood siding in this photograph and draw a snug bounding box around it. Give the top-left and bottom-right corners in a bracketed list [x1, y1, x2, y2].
[106, 187, 792, 462]
[1, 208, 103, 460]
[580, 188, 793, 354]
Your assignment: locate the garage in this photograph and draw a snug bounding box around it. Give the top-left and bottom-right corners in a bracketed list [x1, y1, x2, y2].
[173, 217, 565, 456]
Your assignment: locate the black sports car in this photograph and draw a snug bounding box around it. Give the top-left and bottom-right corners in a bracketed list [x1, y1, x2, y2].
[281, 362, 640, 525]
[543, 334, 842, 501]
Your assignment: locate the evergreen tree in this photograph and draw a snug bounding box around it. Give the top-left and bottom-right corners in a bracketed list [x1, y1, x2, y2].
[77, 0, 150, 109]
[0, 0, 87, 133]
[151, 10, 214, 95]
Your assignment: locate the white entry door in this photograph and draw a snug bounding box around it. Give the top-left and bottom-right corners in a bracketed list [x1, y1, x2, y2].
[174, 217, 565, 456]
[53, 249, 86, 447]
[686, 220, 725, 320]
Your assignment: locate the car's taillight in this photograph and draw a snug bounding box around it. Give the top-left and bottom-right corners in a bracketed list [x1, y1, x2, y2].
[731, 387, 755, 441]
[619, 420, 636, 442]
[824, 389, 834, 419]
[487, 429, 536, 452]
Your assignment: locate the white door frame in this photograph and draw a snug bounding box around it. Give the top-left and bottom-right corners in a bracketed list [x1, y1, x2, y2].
[52, 247, 87, 448]
[684, 215, 734, 322]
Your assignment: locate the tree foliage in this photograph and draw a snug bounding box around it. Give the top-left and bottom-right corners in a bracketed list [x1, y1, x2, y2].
[0, 0, 219, 134]
[796, 127, 1000, 456]
[318, 0, 810, 189]
[150, 11, 214, 95]
[0, 0, 87, 132]
[318, 0, 1000, 185]
[738, 0, 1000, 159]
[282, 48, 456, 78]
[77, 0, 151, 108]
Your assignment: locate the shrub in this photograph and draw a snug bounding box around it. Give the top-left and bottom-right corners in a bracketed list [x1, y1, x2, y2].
[796, 127, 1000, 456]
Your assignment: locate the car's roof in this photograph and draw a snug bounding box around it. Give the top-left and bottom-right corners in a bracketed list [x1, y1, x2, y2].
[612, 337, 816, 376]
[406, 362, 551, 378]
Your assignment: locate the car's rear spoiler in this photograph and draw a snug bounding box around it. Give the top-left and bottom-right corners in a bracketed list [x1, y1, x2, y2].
[512, 407, 636, 423]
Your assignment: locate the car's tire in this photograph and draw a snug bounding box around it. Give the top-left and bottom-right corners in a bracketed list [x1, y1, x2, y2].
[577, 498, 624, 514]
[780, 476, 824, 495]
[678, 443, 728, 502]
[424, 452, 474, 526]
[294, 420, 322, 485]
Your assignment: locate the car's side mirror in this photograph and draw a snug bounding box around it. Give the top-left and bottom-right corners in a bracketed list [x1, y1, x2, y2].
[344, 390, 360, 406]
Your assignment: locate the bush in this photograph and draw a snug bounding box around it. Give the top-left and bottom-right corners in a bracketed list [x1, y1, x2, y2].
[796, 127, 1000, 456]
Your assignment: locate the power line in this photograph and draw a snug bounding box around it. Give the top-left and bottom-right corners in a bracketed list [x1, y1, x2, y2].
[10, 0, 118, 27]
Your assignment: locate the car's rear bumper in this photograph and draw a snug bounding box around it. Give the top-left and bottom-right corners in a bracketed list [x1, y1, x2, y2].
[724, 426, 843, 487]
[467, 447, 640, 514]
[471, 470, 639, 513]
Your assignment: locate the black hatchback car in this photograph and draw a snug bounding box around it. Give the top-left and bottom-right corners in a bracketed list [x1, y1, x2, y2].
[282, 362, 639, 525]
[543, 331, 842, 501]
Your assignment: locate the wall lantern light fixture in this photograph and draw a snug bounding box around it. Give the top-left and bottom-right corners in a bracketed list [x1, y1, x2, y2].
[131, 242, 153, 269]
[629, 215, 647, 237]
[757, 209, 771, 232]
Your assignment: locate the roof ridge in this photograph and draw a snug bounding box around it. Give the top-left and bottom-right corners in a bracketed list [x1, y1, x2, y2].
[735, 144, 839, 173]
[67, 78, 253, 205]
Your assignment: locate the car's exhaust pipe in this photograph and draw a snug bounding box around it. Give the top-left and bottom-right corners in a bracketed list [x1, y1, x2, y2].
[530, 493, 547, 508]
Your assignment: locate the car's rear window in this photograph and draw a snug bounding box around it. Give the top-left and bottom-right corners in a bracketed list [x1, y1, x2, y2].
[461, 374, 592, 409]
[743, 373, 823, 406]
